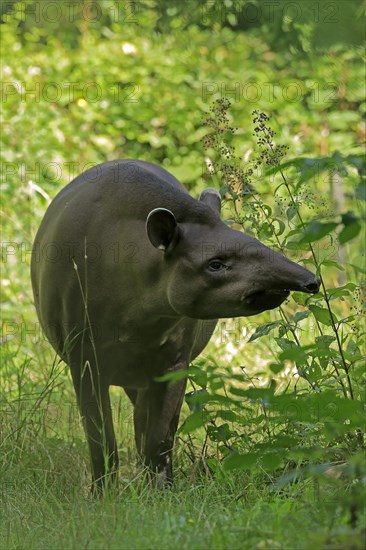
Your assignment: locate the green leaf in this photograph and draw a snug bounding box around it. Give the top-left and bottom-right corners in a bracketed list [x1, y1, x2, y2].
[207, 423, 234, 443]
[229, 387, 274, 400]
[286, 205, 298, 221]
[341, 211, 359, 225]
[328, 283, 356, 300]
[286, 240, 313, 251]
[273, 435, 300, 447]
[155, 370, 188, 382]
[275, 338, 296, 351]
[274, 218, 286, 236]
[223, 452, 258, 471]
[292, 292, 310, 306]
[258, 221, 274, 239]
[279, 347, 308, 364]
[309, 305, 336, 326]
[185, 389, 208, 412]
[306, 393, 364, 425]
[356, 181, 366, 201]
[180, 411, 206, 434]
[248, 321, 281, 342]
[338, 222, 361, 244]
[315, 335, 336, 346]
[291, 311, 311, 323]
[185, 391, 232, 407]
[321, 259, 345, 270]
[298, 221, 338, 243]
[261, 453, 283, 471]
[216, 410, 238, 423]
[268, 469, 302, 490]
[307, 361, 322, 382]
[189, 365, 207, 388]
[269, 363, 285, 374]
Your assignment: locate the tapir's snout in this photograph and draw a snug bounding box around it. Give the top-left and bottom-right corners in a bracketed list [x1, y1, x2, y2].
[301, 277, 321, 294]
[263, 250, 320, 296]
[277, 267, 321, 296]
[240, 250, 320, 314]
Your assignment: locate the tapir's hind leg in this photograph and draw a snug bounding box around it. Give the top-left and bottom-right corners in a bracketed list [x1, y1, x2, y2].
[133, 363, 187, 485]
[70, 363, 118, 493]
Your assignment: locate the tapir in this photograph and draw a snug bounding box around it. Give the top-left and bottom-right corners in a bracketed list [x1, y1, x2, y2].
[31, 159, 319, 491]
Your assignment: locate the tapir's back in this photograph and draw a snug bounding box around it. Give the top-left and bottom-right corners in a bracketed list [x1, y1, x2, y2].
[39, 159, 189, 226]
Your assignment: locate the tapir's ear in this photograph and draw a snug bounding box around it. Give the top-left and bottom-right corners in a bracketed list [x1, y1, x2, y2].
[146, 208, 178, 251]
[199, 188, 221, 214]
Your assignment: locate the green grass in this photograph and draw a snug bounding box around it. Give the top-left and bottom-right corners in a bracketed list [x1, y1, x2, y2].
[1, 350, 365, 550]
[2, 454, 364, 550]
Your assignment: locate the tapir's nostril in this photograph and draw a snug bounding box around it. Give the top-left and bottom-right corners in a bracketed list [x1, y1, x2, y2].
[304, 278, 321, 294]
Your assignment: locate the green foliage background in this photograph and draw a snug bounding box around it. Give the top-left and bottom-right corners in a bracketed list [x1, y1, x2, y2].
[1, 1, 365, 548]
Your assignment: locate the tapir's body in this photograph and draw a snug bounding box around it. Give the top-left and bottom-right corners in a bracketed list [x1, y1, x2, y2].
[31, 159, 319, 491]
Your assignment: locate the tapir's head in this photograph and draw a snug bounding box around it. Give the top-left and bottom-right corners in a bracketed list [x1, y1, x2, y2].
[146, 189, 320, 320]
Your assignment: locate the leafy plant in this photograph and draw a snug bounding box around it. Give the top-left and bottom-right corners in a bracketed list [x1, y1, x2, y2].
[172, 98, 366, 524]
[1, 3, 365, 546]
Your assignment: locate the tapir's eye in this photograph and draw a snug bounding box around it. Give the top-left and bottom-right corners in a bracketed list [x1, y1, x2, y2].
[207, 259, 227, 272]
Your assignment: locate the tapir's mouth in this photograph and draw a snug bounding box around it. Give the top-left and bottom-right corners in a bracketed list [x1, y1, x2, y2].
[242, 288, 290, 311]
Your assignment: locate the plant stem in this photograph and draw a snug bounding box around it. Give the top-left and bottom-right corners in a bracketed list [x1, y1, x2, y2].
[258, 121, 353, 400]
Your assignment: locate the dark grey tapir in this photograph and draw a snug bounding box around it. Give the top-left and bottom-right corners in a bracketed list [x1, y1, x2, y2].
[31, 159, 319, 491]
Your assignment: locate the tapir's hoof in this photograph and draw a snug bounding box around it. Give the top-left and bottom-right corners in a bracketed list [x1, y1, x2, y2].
[156, 470, 173, 489]
[143, 466, 173, 489]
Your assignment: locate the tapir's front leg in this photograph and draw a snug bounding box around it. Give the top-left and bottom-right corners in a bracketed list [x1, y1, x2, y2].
[70, 364, 119, 494]
[133, 363, 187, 485]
